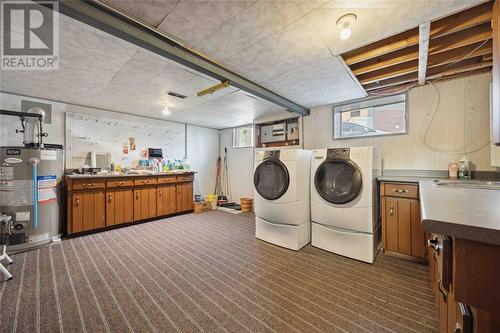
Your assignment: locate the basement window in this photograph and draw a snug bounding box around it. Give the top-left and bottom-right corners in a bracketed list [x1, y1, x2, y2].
[333, 93, 407, 139]
[233, 125, 254, 148]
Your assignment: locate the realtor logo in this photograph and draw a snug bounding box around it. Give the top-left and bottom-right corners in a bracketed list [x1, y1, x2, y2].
[1, 0, 59, 70]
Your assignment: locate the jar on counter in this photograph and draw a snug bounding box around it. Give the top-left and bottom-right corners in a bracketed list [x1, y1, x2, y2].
[448, 161, 458, 179]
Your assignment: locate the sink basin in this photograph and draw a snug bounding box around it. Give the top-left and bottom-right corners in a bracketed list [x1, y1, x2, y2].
[434, 180, 500, 190]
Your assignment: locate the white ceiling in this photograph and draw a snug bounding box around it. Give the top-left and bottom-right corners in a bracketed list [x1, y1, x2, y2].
[0, 0, 485, 129]
[101, 0, 485, 108]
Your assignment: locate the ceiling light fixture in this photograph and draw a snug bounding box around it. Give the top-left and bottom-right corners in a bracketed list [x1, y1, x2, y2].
[336, 13, 357, 40]
[162, 106, 171, 116]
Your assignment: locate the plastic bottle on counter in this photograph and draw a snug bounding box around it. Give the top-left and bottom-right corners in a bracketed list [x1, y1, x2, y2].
[458, 156, 471, 179]
[448, 161, 458, 179]
[182, 158, 191, 171]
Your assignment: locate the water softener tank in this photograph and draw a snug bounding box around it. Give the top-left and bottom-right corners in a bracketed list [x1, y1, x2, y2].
[0, 147, 63, 252]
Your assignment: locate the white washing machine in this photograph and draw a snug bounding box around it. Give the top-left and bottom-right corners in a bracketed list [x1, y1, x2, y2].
[311, 147, 381, 263]
[254, 149, 312, 250]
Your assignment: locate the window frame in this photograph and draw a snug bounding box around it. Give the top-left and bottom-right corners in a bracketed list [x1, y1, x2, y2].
[232, 124, 255, 149]
[332, 92, 409, 140]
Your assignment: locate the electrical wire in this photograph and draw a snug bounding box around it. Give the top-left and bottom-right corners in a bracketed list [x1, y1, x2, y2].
[421, 80, 490, 154]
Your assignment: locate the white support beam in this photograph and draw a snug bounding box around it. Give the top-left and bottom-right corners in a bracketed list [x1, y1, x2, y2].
[418, 22, 431, 85]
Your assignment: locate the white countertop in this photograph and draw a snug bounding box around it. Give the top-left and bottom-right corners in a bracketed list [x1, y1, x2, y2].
[419, 179, 500, 245]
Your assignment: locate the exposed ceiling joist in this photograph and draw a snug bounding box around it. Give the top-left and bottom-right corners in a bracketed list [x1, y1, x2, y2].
[418, 22, 431, 85]
[342, 2, 494, 93]
[429, 1, 494, 38]
[351, 23, 492, 76]
[366, 67, 493, 92]
[483, 53, 493, 61]
[428, 23, 492, 54]
[350, 45, 419, 76]
[357, 40, 493, 85]
[49, 0, 310, 116]
[363, 56, 492, 91]
[343, 28, 419, 65]
[343, 2, 493, 66]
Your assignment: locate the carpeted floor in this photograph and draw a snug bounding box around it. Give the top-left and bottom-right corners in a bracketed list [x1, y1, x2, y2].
[0, 211, 437, 333]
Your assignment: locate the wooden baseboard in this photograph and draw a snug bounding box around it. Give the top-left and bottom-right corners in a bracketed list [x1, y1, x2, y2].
[383, 249, 428, 264]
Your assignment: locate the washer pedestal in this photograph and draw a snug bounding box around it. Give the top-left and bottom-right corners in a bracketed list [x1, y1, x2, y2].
[255, 216, 310, 251]
[312, 222, 380, 263]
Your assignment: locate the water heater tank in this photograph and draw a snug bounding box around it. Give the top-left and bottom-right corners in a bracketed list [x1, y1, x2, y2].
[0, 147, 63, 252]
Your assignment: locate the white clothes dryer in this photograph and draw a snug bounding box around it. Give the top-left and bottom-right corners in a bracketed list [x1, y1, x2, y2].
[254, 149, 311, 250]
[310, 147, 381, 262]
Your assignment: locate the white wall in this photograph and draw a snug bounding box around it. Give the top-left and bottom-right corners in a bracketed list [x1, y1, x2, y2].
[0, 93, 66, 146]
[0, 92, 218, 196]
[304, 72, 495, 171]
[187, 125, 219, 196]
[219, 128, 255, 202]
[220, 72, 496, 200]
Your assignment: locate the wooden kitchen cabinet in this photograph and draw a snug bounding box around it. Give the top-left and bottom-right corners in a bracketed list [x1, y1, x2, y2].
[66, 173, 194, 235]
[381, 182, 426, 260]
[134, 186, 157, 221]
[106, 189, 134, 226]
[176, 181, 193, 213]
[157, 184, 177, 216]
[69, 190, 105, 233]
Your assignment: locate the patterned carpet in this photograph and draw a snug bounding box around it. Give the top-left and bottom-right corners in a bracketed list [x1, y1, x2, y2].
[0, 211, 437, 333]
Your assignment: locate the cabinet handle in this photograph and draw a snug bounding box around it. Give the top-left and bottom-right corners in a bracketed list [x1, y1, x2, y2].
[158, 191, 162, 197]
[389, 207, 394, 216]
[428, 237, 441, 253]
[392, 189, 408, 193]
[108, 194, 112, 203]
[75, 198, 80, 207]
[136, 193, 139, 200]
[456, 303, 472, 333]
[118, 181, 124, 186]
[143, 180, 149, 184]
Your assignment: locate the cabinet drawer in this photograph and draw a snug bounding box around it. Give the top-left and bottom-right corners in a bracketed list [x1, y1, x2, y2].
[107, 178, 134, 188]
[384, 183, 418, 198]
[72, 179, 105, 190]
[177, 174, 194, 182]
[158, 176, 177, 184]
[134, 177, 157, 186]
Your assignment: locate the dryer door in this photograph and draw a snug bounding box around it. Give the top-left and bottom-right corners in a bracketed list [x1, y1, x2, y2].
[314, 159, 362, 204]
[254, 158, 290, 200]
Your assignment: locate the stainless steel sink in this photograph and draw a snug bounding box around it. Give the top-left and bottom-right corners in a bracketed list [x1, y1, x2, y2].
[434, 180, 500, 190]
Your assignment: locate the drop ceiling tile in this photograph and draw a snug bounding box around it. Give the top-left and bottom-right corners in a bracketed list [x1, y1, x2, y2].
[195, 0, 303, 61]
[101, 0, 180, 27]
[157, 0, 255, 46]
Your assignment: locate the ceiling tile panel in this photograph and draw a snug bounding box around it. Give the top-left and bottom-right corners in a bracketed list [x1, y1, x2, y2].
[157, 0, 255, 46]
[102, 0, 180, 27]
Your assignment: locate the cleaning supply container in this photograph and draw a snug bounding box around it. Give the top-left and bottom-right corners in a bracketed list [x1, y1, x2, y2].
[240, 198, 253, 213]
[206, 195, 218, 209]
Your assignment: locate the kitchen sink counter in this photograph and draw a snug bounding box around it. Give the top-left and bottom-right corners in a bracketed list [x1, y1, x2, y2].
[419, 179, 500, 245]
[377, 175, 446, 183]
[66, 171, 195, 179]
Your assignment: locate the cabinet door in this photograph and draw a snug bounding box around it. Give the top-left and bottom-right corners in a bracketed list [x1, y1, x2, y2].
[397, 199, 412, 255]
[123, 189, 134, 223]
[106, 191, 115, 226]
[176, 182, 193, 212]
[134, 189, 142, 221]
[71, 193, 84, 233]
[410, 199, 425, 258]
[158, 184, 176, 216]
[384, 197, 399, 252]
[107, 189, 134, 226]
[82, 191, 105, 231]
[157, 186, 164, 216]
[167, 184, 176, 214]
[147, 187, 157, 218]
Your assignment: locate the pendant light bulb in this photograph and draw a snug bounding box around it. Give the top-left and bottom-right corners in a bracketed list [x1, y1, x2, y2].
[162, 106, 171, 116]
[340, 23, 352, 40]
[337, 13, 357, 40]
